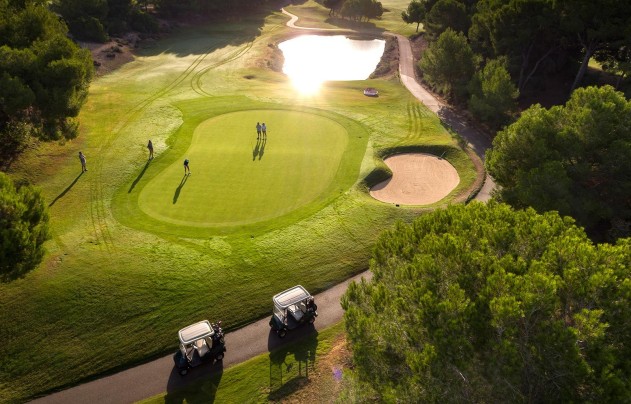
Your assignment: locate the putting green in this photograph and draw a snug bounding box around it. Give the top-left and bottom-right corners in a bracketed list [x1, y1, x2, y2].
[138, 109, 349, 226]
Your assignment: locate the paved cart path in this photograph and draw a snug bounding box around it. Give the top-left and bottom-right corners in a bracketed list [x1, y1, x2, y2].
[32, 271, 372, 404]
[33, 9, 496, 404]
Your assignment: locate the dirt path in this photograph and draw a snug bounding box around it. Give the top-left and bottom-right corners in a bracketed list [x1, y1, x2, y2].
[32, 9, 495, 404]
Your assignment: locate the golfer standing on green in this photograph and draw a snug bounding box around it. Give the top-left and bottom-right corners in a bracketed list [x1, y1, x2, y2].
[261, 122, 267, 139]
[184, 158, 190, 175]
[256, 122, 262, 140]
[79, 151, 87, 172]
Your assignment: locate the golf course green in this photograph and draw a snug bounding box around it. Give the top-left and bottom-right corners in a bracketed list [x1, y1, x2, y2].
[0, 2, 478, 402]
[139, 109, 355, 227]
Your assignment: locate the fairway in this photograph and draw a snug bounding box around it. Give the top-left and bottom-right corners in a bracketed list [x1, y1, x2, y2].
[139, 110, 349, 226]
[0, 3, 480, 402]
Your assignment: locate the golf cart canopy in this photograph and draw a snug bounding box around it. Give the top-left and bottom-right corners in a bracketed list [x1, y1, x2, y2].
[178, 320, 215, 345]
[273, 285, 311, 309]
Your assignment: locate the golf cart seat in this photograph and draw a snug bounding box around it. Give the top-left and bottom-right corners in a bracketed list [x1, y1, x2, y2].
[288, 302, 306, 321]
[194, 338, 209, 357]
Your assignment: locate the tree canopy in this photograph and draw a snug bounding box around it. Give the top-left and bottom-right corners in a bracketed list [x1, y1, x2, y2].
[468, 58, 519, 128]
[486, 85, 631, 239]
[401, 0, 426, 32]
[0, 172, 50, 281]
[424, 0, 469, 39]
[0, 0, 93, 165]
[419, 28, 475, 100]
[342, 202, 631, 402]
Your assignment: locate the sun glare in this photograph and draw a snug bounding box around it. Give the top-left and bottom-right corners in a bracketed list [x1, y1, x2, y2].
[279, 35, 385, 96]
[291, 76, 323, 95]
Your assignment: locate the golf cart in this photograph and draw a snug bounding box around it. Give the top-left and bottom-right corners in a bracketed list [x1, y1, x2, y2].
[173, 320, 226, 375]
[269, 285, 318, 338]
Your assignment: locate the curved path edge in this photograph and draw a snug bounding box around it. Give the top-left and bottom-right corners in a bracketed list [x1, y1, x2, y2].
[33, 8, 496, 404]
[31, 271, 372, 404]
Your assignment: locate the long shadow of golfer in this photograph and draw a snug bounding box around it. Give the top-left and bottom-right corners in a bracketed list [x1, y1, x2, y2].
[48, 172, 84, 207]
[253, 138, 261, 161]
[128, 160, 151, 193]
[259, 137, 266, 160]
[173, 174, 189, 204]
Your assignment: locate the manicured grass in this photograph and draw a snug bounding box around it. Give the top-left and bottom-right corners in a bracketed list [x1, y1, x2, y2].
[0, 5, 477, 403]
[118, 102, 368, 234]
[140, 322, 346, 404]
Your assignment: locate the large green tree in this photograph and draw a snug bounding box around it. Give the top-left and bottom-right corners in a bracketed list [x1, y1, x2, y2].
[54, 0, 109, 42]
[559, 0, 631, 92]
[0, 0, 93, 164]
[0, 172, 50, 281]
[401, 0, 427, 32]
[469, 0, 563, 92]
[419, 28, 475, 100]
[342, 202, 631, 402]
[486, 85, 631, 239]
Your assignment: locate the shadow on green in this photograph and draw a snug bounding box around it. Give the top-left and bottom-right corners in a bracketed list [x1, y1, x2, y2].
[172, 174, 189, 204]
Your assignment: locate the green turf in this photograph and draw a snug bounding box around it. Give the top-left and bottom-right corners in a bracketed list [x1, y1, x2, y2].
[122, 104, 368, 233]
[0, 4, 477, 402]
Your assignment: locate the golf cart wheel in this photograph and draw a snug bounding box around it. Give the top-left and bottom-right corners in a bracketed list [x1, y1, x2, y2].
[180, 368, 188, 376]
[277, 329, 287, 338]
[309, 316, 316, 324]
[216, 352, 224, 361]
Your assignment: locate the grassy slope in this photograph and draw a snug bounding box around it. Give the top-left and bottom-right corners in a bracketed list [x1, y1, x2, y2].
[0, 4, 474, 402]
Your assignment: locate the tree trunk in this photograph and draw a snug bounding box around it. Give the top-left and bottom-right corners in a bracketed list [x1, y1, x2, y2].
[518, 42, 535, 91]
[570, 39, 596, 93]
[520, 46, 558, 92]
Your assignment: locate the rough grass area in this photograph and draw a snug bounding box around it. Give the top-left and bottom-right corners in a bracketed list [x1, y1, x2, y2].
[0, 2, 476, 402]
[140, 322, 348, 403]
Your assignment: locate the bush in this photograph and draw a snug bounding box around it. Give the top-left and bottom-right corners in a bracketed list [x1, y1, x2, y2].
[0, 172, 50, 282]
[69, 16, 109, 42]
[130, 10, 159, 34]
[468, 58, 519, 129]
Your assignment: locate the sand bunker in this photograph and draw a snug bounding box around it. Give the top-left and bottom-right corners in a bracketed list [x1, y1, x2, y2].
[370, 153, 460, 205]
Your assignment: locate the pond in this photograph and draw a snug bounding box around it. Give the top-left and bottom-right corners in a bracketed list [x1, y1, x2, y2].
[278, 35, 385, 94]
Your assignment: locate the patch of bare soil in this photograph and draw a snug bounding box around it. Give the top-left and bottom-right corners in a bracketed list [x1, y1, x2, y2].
[81, 33, 140, 76]
[263, 42, 286, 73]
[275, 334, 352, 403]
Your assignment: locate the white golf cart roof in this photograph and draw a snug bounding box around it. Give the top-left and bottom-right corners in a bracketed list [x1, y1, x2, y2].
[273, 285, 311, 309]
[178, 320, 215, 345]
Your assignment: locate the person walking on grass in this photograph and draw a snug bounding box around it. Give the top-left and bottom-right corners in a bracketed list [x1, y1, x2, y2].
[256, 122, 262, 140]
[184, 158, 190, 175]
[79, 151, 87, 172]
[147, 140, 154, 160]
[261, 122, 267, 139]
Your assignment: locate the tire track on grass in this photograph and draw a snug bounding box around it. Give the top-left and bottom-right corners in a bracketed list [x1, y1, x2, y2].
[190, 40, 254, 97]
[89, 45, 221, 250]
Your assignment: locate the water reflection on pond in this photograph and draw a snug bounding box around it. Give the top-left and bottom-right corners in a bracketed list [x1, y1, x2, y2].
[279, 35, 385, 94]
